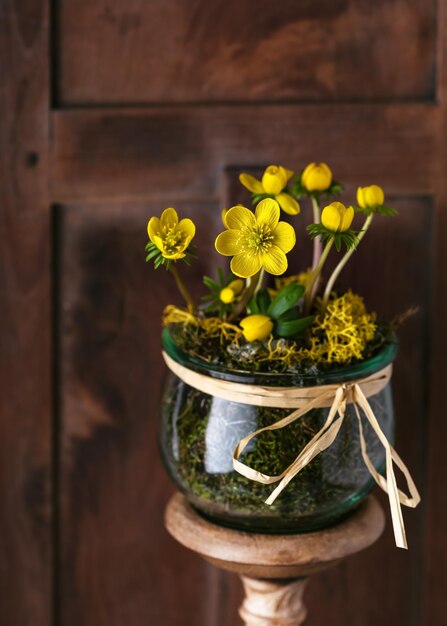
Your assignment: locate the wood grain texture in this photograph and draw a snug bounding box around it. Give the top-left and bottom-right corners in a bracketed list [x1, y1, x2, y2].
[56, 0, 436, 105]
[47, 2, 447, 625]
[0, 0, 52, 624]
[165, 494, 385, 625]
[50, 104, 441, 203]
[57, 201, 240, 626]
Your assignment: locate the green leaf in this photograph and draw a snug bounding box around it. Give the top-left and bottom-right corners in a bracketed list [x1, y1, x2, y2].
[217, 267, 225, 285]
[145, 248, 160, 262]
[268, 283, 304, 319]
[256, 288, 271, 314]
[378, 205, 398, 217]
[203, 276, 218, 290]
[275, 316, 315, 338]
[248, 296, 260, 314]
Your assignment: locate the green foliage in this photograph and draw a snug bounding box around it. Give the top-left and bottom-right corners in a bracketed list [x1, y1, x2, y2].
[291, 175, 344, 200]
[201, 268, 236, 317]
[307, 223, 358, 252]
[354, 204, 398, 217]
[249, 283, 314, 339]
[145, 241, 197, 270]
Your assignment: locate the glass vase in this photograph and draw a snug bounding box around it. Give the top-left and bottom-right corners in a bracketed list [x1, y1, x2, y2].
[159, 328, 397, 533]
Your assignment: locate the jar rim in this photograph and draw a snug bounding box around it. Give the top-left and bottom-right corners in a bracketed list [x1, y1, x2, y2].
[161, 326, 397, 387]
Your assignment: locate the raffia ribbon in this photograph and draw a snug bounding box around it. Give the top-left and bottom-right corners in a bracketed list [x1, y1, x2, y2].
[162, 352, 420, 549]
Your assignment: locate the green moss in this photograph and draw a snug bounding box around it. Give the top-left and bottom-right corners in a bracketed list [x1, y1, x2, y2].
[161, 378, 380, 530]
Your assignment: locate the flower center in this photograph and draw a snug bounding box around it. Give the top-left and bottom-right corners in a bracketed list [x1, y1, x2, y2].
[162, 227, 187, 254]
[242, 224, 273, 253]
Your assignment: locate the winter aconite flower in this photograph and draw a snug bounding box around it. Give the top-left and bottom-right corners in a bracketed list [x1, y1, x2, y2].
[357, 185, 385, 210]
[301, 162, 333, 192]
[239, 165, 300, 215]
[220, 279, 244, 304]
[147, 208, 196, 259]
[215, 199, 296, 278]
[240, 314, 273, 342]
[321, 202, 354, 233]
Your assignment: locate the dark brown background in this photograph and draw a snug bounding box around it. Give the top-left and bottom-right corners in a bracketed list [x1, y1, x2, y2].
[1, 0, 446, 624]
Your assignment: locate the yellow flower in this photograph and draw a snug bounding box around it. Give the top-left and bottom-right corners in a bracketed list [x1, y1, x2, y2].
[240, 314, 273, 342]
[321, 202, 354, 232]
[147, 208, 196, 259]
[239, 165, 300, 216]
[220, 279, 244, 304]
[301, 162, 332, 192]
[357, 185, 385, 209]
[215, 199, 296, 278]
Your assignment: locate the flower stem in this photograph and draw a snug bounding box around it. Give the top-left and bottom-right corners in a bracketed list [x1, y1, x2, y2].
[170, 265, 194, 310]
[304, 239, 334, 314]
[311, 196, 323, 270]
[321, 213, 374, 309]
[230, 270, 262, 321]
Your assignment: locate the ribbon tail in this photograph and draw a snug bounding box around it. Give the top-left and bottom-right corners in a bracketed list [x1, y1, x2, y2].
[265, 387, 347, 505]
[265, 414, 345, 505]
[353, 383, 420, 549]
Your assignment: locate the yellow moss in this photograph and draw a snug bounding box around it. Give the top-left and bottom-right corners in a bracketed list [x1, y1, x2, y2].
[274, 269, 312, 291]
[301, 291, 377, 364]
[163, 306, 242, 344]
[163, 305, 198, 327]
[200, 317, 242, 344]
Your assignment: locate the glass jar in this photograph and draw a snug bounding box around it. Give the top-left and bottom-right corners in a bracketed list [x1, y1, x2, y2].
[159, 328, 397, 533]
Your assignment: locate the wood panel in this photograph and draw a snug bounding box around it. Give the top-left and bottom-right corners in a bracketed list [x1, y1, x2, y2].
[0, 0, 52, 624]
[50, 104, 440, 203]
[48, 1, 447, 625]
[56, 0, 437, 105]
[57, 201, 245, 625]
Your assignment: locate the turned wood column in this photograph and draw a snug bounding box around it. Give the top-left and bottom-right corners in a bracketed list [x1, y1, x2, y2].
[165, 493, 385, 626]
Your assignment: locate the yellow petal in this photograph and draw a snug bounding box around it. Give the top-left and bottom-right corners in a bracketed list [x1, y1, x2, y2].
[272, 222, 296, 253]
[160, 208, 178, 228]
[279, 166, 294, 183]
[215, 230, 240, 256]
[178, 218, 196, 240]
[301, 162, 316, 188]
[225, 205, 256, 230]
[240, 314, 273, 342]
[366, 185, 385, 206]
[239, 173, 264, 194]
[262, 165, 287, 195]
[356, 187, 366, 209]
[147, 216, 160, 244]
[261, 246, 288, 275]
[153, 234, 164, 252]
[255, 198, 280, 230]
[340, 205, 355, 231]
[221, 208, 229, 228]
[162, 250, 186, 260]
[231, 252, 261, 278]
[276, 193, 300, 216]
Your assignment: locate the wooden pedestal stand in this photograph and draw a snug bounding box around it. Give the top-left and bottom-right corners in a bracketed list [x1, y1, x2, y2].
[165, 493, 385, 626]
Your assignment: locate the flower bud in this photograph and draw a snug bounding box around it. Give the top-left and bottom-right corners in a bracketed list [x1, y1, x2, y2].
[262, 165, 288, 195]
[220, 288, 236, 304]
[321, 202, 354, 232]
[219, 279, 244, 304]
[301, 162, 332, 192]
[240, 314, 273, 342]
[357, 185, 385, 210]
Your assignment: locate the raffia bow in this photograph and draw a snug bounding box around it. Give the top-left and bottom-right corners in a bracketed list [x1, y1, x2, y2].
[162, 352, 420, 549]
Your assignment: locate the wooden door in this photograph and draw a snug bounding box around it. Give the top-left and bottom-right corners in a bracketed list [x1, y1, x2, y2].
[2, 1, 447, 624]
